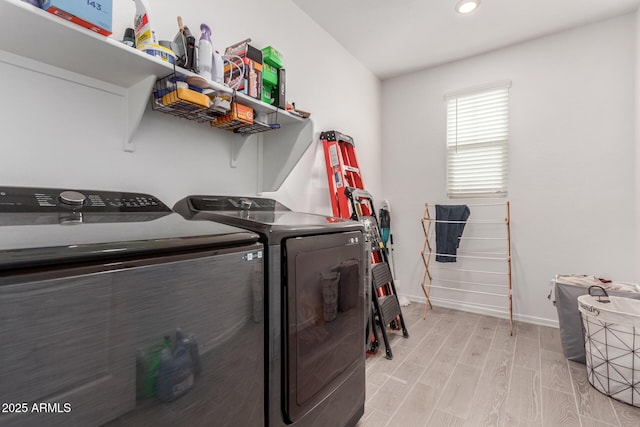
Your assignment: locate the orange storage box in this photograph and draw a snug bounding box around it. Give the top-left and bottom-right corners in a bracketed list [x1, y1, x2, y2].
[211, 103, 254, 130]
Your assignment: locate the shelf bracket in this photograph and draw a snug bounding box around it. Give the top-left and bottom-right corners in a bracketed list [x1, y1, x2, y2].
[230, 134, 257, 168]
[0, 49, 156, 154]
[260, 120, 313, 191]
[123, 75, 156, 152]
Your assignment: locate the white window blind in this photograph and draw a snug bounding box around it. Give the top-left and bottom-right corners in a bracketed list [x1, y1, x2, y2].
[446, 82, 510, 198]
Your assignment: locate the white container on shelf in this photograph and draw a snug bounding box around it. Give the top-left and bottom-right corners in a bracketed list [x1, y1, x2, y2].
[197, 24, 213, 81]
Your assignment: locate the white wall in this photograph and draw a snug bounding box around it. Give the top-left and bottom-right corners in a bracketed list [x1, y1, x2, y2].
[0, 0, 381, 213]
[636, 9, 640, 283]
[382, 14, 637, 326]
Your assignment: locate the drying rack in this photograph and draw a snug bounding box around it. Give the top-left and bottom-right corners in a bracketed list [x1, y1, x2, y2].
[420, 201, 513, 335]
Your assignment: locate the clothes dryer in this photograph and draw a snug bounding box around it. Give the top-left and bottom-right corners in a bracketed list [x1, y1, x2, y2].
[174, 195, 366, 427]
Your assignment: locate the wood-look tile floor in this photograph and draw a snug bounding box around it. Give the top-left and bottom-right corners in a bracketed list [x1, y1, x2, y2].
[357, 303, 640, 427]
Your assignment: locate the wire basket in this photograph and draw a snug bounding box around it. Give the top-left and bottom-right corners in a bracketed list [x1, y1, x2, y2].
[210, 102, 276, 135]
[578, 286, 640, 407]
[234, 120, 272, 135]
[151, 74, 229, 123]
[151, 71, 283, 135]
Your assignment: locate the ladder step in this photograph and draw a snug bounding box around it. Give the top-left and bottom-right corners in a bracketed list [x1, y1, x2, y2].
[379, 295, 402, 321]
[344, 166, 360, 173]
[371, 262, 394, 290]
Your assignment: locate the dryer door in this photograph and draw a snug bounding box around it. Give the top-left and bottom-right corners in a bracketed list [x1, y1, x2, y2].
[284, 231, 365, 422]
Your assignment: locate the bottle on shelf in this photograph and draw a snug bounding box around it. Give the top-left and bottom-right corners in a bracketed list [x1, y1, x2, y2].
[198, 24, 213, 81]
[122, 28, 136, 48]
[133, 0, 157, 50]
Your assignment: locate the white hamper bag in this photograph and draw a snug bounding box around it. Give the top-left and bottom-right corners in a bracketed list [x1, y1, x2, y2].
[578, 286, 640, 407]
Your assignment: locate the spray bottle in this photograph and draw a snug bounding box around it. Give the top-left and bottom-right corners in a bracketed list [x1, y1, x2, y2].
[197, 24, 213, 81]
[133, 0, 157, 50]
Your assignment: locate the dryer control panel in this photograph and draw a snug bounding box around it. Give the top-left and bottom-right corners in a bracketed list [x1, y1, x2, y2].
[190, 196, 288, 212]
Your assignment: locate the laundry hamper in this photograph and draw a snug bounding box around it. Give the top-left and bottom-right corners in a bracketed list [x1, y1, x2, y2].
[552, 275, 640, 363]
[578, 286, 640, 407]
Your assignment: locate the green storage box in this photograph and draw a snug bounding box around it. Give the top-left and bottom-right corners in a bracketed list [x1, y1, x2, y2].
[263, 63, 278, 87]
[262, 87, 274, 105]
[262, 63, 278, 105]
[262, 46, 283, 69]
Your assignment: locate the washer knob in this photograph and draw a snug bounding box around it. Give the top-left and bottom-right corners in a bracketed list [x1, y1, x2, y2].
[59, 191, 86, 207]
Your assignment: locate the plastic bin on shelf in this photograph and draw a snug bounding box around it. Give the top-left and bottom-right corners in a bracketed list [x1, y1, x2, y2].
[578, 286, 640, 407]
[551, 275, 640, 363]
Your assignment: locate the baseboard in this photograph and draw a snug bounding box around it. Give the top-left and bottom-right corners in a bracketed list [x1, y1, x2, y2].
[405, 295, 559, 329]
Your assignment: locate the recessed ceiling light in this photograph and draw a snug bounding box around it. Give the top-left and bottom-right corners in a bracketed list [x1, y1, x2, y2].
[456, 0, 481, 14]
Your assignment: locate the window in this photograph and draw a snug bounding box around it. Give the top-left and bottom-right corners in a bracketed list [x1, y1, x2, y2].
[446, 81, 510, 198]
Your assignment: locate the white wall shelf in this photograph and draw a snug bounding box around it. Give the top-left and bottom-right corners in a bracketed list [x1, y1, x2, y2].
[0, 0, 314, 191]
[0, 0, 232, 152]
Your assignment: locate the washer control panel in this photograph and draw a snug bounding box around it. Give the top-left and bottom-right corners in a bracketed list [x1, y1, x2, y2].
[0, 186, 171, 225]
[0, 187, 168, 212]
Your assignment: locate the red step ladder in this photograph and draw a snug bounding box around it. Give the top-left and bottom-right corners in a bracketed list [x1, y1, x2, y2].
[321, 130, 369, 219]
[321, 130, 409, 359]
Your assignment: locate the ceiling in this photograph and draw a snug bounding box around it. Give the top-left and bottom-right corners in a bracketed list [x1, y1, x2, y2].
[292, 0, 640, 79]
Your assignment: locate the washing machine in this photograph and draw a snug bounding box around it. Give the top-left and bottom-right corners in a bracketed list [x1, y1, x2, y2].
[0, 186, 265, 427]
[173, 195, 366, 427]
